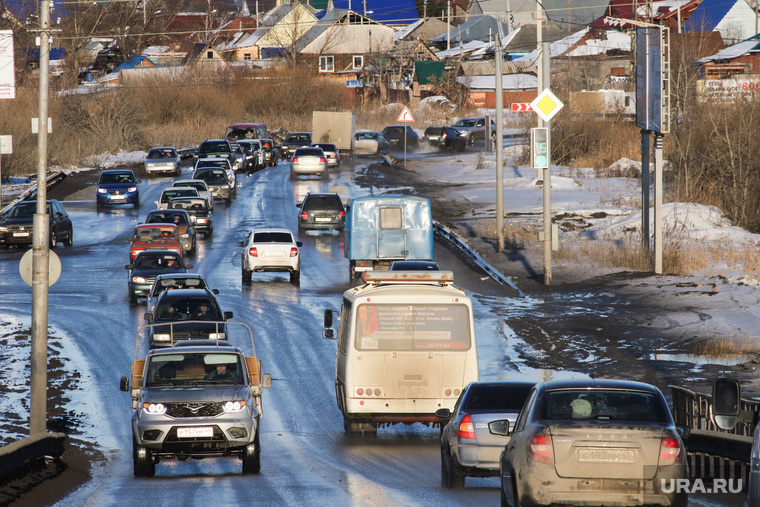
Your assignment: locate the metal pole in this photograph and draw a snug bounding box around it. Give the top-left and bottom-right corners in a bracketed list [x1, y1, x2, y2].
[536, 0, 544, 179]
[654, 133, 663, 274]
[31, 0, 51, 435]
[495, 32, 504, 253]
[542, 40, 552, 285]
[641, 130, 650, 249]
[447, 0, 451, 51]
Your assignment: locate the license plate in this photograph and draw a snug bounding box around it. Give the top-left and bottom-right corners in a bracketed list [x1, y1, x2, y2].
[315, 218, 332, 222]
[111, 197, 126, 202]
[13, 232, 30, 237]
[264, 251, 283, 257]
[177, 426, 214, 438]
[578, 448, 635, 463]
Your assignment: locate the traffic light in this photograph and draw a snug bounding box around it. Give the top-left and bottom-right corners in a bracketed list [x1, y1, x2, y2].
[531, 128, 548, 169]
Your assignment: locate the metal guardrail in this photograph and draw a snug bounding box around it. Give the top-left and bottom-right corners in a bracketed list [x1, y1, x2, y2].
[0, 170, 67, 217]
[0, 432, 66, 480]
[433, 221, 525, 297]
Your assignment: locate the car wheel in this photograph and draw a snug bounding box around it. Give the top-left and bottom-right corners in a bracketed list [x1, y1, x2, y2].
[129, 292, 137, 306]
[134, 200, 140, 209]
[290, 270, 300, 285]
[343, 415, 352, 436]
[441, 448, 464, 489]
[64, 228, 73, 247]
[468, 136, 475, 146]
[133, 436, 155, 478]
[206, 228, 213, 238]
[242, 269, 252, 284]
[241, 432, 261, 474]
[49, 230, 57, 249]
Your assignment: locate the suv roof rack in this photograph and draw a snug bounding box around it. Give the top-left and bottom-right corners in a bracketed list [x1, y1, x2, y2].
[361, 270, 453, 285]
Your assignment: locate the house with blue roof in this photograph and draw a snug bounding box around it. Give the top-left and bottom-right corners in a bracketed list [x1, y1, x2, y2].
[683, 0, 757, 44]
[96, 55, 157, 84]
[310, 0, 418, 25]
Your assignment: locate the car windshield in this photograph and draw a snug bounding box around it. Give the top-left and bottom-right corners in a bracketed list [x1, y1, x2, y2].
[426, 128, 444, 136]
[161, 189, 196, 202]
[453, 119, 477, 128]
[100, 172, 134, 184]
[170, 199, 208, 212]
[7, 202, 43, 218]
[198, 159, 228, 168]
[313, 144, 336, 152]
[152, 277, 206, 296]
[356, 132, 378, 140]
[148, 149, 176, 158]
[174, 182, 206, 192]
[231, 144, 244, 154]
[253, 232, 293, 243]
[383, 127, 403, 135]
[133, 226, 176, 241]
[295, 148, 323, 157]
[464, 384, 534, 411]
[195, 170, 227, 183]
[147, 213, 189, 226]
[133, 254, 182, 269]
[200, 141, 230, 153]
[155, 298, 222, 322]
[286, 134, 310, 142]
[145, 352, 244, 386]
[542, 389, 667, 422]
[304, 195, 342, 210]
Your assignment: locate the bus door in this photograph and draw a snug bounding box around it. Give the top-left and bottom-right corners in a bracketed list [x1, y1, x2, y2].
[376, 206, 406, 258]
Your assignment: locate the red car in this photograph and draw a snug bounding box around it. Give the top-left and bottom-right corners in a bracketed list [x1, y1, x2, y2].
[129, 224, 182, 262]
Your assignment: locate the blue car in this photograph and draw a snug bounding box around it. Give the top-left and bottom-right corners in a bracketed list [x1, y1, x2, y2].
[96, 169, 141, 209]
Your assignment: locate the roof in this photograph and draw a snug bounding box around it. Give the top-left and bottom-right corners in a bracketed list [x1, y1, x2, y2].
[312, 0, 418, 24]
[457, 73, 537, 91]
[697, 33, 760, 64]
[537, 378, 662, 393]
[469, 0, 611, 29]
[431, 15, 510, 44]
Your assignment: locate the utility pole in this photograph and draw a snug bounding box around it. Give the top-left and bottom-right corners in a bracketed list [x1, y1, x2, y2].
[495, 28, 505, 253]
[447, 0, 451, 51]
[31, 0, 52, 435]
[536, 0, 552, 285]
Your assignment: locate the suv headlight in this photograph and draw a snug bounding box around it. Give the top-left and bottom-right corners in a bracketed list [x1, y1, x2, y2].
[153, 333, 171, 342]
[97, 188, 107, 194]
[142, 403, 166, 414]
[223, 401, 247, 413]
[209, 332, 226, 339]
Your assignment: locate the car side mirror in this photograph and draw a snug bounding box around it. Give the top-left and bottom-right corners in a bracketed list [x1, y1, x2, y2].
[185, 264, 193, 269]
[322, 329, 335, 340]
[237, 241, 245, 247]
[488, 419, 511, 436]
[119, 376, 130, 392]
[137, 180, 143, 184]
[212, 289, 219, 295]
[435, 408, 451, 419]
[675, 425, 691, 440]
[712, 378, 741, 430]
[224, 311, 233, 320]
[262, 373, 272, 388]
[324, 309, 333, 328]
[125, 264, 131, 270]
[296, 242, 303, 247]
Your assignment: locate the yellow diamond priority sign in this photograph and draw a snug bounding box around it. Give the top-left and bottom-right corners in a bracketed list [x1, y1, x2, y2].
[530, 89, 564, 122]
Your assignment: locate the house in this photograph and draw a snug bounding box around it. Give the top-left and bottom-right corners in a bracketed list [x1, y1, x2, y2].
[430, 15, 511, 47]
[569, 89, 635, 118]
[454, 62, 537, 108]
[142, 41, 195, 66]
[182, 42, 230, 71]
[309, 0, 418, 25]
[26, 47, 66, 76]
[467, 0, 612, 31]
[297, 9, 396, 74]
[590, 0, 700, 33]
[394, 18, 451, 44]
[683, 0, 758, 44]
[695, 33, 760, 101]
[95, 55, 157, 84]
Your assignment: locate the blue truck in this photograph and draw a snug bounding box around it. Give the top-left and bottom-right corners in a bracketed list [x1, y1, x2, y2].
[345, 195, 434, 279]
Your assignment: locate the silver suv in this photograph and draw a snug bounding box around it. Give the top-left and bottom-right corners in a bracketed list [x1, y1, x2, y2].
[451, 117, 497, 145]
[120, 335, 271, 477]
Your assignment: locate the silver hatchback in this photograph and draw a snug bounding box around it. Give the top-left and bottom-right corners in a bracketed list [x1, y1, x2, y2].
[290, 147, 328, 179]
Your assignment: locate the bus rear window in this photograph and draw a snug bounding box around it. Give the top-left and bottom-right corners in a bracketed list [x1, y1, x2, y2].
[355, 304, 471, 351]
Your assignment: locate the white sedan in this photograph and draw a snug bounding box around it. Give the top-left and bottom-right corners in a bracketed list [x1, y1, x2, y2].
[238, 228, 302, 284]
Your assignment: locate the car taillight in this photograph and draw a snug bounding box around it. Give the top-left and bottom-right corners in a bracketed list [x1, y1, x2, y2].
[529, 434, 554, 464]
[289, 247, 298, 257]
[320, 157, 326, 163]
[659, 436, 682, 465]
[292, 157, 298, 163]
[248, 247, 258, 257]
[456, 414, 476, 439]
[442, 132, 448, 140]
[373, 141, 378, 147]
[339, 211, 345, 219]
[300, 211, 308, 221]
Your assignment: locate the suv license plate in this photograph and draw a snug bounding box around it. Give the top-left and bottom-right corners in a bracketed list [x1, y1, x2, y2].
[177, 427, 213, 438]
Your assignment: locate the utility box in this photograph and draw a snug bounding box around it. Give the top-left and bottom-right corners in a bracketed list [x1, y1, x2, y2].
[312, 111, 355, 157]
[345, 195, 434, 280]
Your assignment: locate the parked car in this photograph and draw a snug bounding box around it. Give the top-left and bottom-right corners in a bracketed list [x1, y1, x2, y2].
[312, 143, 340, 167]
[0, 199, 73, 248]
[290, 147, 327, 179]
[236, 140, 264, 172]
[146, 273, 213, 312]
[297, 193, 345, 231]
[436, 381, 534, 489]
[260, 139, 279, 166]
[144, 147, 181, 176]
[354, 131, 390, 156]
[167, 197, 213, 237]
[96, 169, 141, 209]
[129, 223, 183, 262]
[194, 156, 236, 190]
[193, 139, 232, 163]
[229, 142, 246, 171]
[381, 125, 419, 150]
[451, 117, 497, 145]
[498, 379, 688, 507]
[144, 288, 232, 348]
[422, 126, 467, 152]
[171, 179, 213, 210]
[155, 187, 199, 210]
[125, 250, 191, 305]
[389, 260, 440, 271]
[144, 209, 196, 254]
[280, 132, 312, 160]
[192, 168, 233, 203]
[238, 228, 302, 285]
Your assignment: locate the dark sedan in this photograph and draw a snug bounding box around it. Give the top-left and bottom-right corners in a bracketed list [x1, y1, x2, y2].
[125, 250, 192, 306]
[0, 199, 73, 248]
[498, 379, 688, 507]
[96, 169, 141, 209]
[297, 193, 345, 231]
[436, 381, 534, 489]
[280, 132, 312, 160]
[423, 126, 466, 152]
[382, 125, 419, 151]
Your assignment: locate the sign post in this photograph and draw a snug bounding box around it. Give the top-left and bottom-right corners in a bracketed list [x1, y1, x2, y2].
[396, 106, 415, 167]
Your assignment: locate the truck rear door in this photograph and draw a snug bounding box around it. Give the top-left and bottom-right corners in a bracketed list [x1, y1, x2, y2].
[377, 206, 406, 259]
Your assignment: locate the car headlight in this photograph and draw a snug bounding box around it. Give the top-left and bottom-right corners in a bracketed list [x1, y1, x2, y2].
[132, 276, 147, 283]
[197, 218, 207, 223]
[181, 233, 189, 238]
[127, 186, 138, 192]
[153, 333, 171, 342]
[223, 401, 247, 413]
[0, 227, 8, 232]
[209, 332, 226, 339]
[142, 403, 166, 414]
[97, 188, 107, 194]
